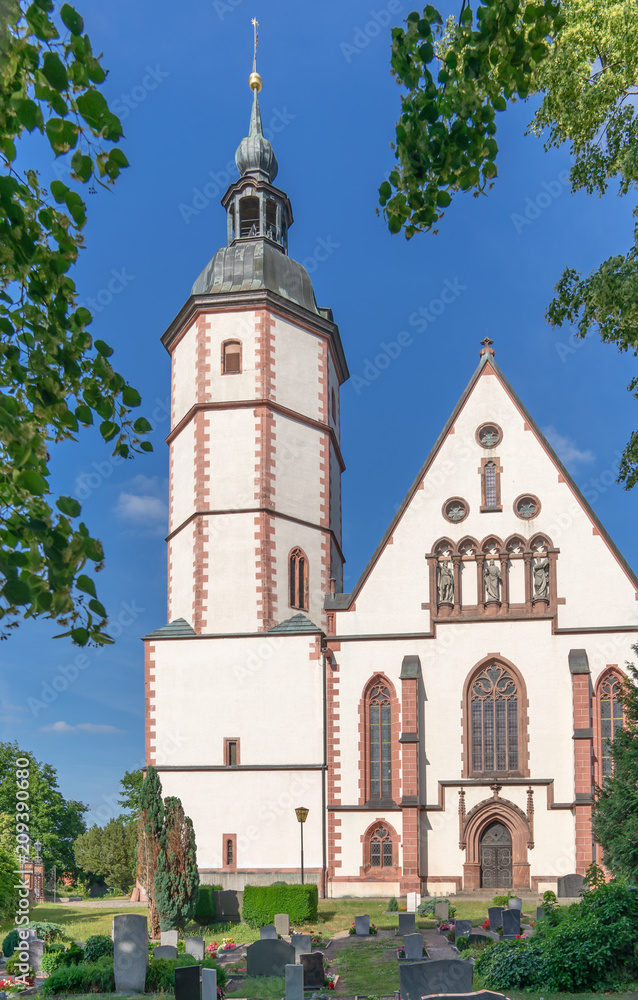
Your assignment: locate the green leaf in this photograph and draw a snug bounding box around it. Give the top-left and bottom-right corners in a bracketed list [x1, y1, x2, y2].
[436, 190, 452, 207]
[16, 98, 41, 132]
[56, 496, 82, 517]
[71, 627, 89, 645]
[71, 150, 93, 182]
[3, 578, 32, 606]
[76, 87, 109, 131]
[379, 180, 392, 203]
[17, 470, 48, 495]
[95, 339, 114, 357]
[60, 2, 84, 34]
[492, 95, 507, 111]
[140, 441, 153, 452]
[109, 148, 129, 168]
[75, 404, 93, 424]
[45, 117, 78, 154]
[49, 179, 69, 202]
[42, 51, 69, 91]
[122, 386, 141, 407]
[77, 574, 97, 598]
[100, 420, 119, 441]
[88, 598, 107, 618]
[133, 417, 152, 434]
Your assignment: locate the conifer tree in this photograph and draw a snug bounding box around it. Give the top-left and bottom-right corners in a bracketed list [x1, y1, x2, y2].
[154, 796, 199, 931]
[137, 766, 164, 938]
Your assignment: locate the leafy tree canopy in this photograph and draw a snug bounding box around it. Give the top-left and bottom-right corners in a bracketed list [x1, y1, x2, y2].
[73, 817, 137, 895]
[0, 740, 86, 874]
[118, 768, 143, 818]
[381, 0, 638, 486]
[0, 0, 152, 646]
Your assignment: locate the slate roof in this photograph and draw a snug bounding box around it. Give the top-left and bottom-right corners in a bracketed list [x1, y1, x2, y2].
[142, 618, 197, 640]
[268, 613, 323, 634]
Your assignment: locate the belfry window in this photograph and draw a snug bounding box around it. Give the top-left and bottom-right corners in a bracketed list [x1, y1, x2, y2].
[222, 341, 241, 374]
[369, 682, 392, 799]
[265, 199, 277, 241]
[289, 548, 308, 610]
[471, 663, 519, 774]
[239, 196, 260, 237]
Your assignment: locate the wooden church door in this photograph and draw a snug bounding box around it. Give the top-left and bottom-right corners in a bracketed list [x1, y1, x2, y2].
[480, 821, 512, 888]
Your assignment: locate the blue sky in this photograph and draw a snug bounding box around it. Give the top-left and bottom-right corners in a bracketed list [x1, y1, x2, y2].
[2, 0, 637, 825]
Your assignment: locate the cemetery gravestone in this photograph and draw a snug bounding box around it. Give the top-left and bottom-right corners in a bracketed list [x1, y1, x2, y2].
[399, 958, 473, 1000]
[185, 937, 205, 961]
[291, 933, 312, 960]
[398, 913, 416, 935]
[434, 901, 449, 921]
[467, 934, 489, 946]
[425, 947, 455, 961]
[246, 939, 296, 977]
[508, 897, 522, 911]
[501, 909, 520, 938]
[354, 915, 370, 936]
[285, 963, 303, 1000]
[300, 951, 324, 988]
[260, 926, 278, 940]
[161, 930, 179, 948]
[557, 873, 584, 897]
[403, 933, 423, 960]
[113, 914, 149, 994]
[274, 913, 290, 937]
[454, 920, 472, 938]
[174, 964, 200, 1000]
[536, 906, 546, 921]
[27, 940, 45, 975]
[407, 892, 421, 913]
[488, 907, 503, 932]
[154, 945, 178, 960]
[202, 968, 217, 1000]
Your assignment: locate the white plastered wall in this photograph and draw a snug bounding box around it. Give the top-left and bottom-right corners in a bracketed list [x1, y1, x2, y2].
[208, 408, 258, 510]
[273, 518, 325, 628]
[274, 414, 321, 524]
[272, 317, 322, 420]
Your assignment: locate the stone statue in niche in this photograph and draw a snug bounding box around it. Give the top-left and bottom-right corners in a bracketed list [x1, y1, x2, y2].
[437, 559, 454, 603]
[484, 559, 502, 601]
[533, 556, 549, 599]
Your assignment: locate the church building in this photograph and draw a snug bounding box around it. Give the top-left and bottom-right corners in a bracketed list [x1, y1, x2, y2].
[143, 68, 638, 897]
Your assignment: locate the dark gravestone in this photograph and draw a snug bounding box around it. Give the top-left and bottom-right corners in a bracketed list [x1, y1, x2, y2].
[300, 951, 324, 988]
[174, 965, 201, 1000]
[502, 909, 520, 937]
[536, 906, 546, 921]
[246, 939, 296, 977]
[398, 913, 416, 936]
[154, 945, 178, 960]
[354, 915, 370, 936]
[403, 933, 423, 960]
[399, 959, 473, 1000]
[454, 920, 472, 938]
[508, 897, 522, 911]
[260, 925, 278, 940]
[291, 933, 312, 960]
[467, 933, 489, 946]
[213, 888, 242, 923]
[488, 907, 504, 931]
[557, 873, 584, 898]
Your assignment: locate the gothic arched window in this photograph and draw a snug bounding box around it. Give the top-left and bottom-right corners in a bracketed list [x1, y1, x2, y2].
[470, 662, 519, 775]
[480, 458, 502, 511]
[289, 547, 308, 610]
[361, 820, 400, 875]
[368, 681, 392, 800]
[370, 826, 393, 867]
[222, 340, 242, 374]
[598, 671, 625, 781]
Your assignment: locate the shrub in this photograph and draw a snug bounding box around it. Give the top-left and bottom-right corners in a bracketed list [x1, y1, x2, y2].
[59, 945, 84, 966]
[194, 883, 221, 926]
[5, 955, 34, 975]
[417, 897, 455, 917]
[146, 955, 226, 993]
[242, 883, 318, 927]
[475, 938, 548, 990]
[491, 894, 514, 907]
[83, 934, 113, 963]
[40, 956, 115, 995]
[2, 929, 19, 957]
[388, 896, 398, 911]
[41, 951, 66, 975]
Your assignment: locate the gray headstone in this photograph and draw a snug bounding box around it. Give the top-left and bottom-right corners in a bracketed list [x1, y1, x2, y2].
[154, 945, 178, 960]
[403, 933, 423, 960]
[300, 951, 324, 988]
[161, 930, 179, 948]
[508, 897, 522, 911]
[260, 925, 278, 940]
[536, 906, 546, 921]
[27, 939, 45, 974]
[246, 939, 296, 977]
[113, 913, 149, 994]
[425, 947, 455, 961]
[185, 937, 205, 961]
[174, 964, 200, 1000]
[291, 933, 312, 960]
[434, 901, 449, 921]
[488, 907, 503, 931]
[454, 920, 472, 938]
[467, 933, 489, 946]
[285, 963, 303, 1000]
[25, 930, 36, 940]
[354, 914, 370, 936]
[502, 909, 520, 937]
[275, 914, 290, 937]
[398, 913, 416, 935]
[202, 968, 217, 1000]
[399, 959, 473, 1000]
[213, 889, 242, 923]
[557, 873, 584, 897]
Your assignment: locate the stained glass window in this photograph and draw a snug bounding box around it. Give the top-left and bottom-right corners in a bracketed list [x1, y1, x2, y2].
[485, 462, 497, 507]
[600, 675, 624, 778]
[370, 827, 393, 867]
[369, 684, 392, 799]
[471, 664, 519, 773]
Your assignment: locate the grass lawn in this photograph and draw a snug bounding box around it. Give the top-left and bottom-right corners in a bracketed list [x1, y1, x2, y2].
[225, 975, 286, 998]
[331, 939, 399, 996]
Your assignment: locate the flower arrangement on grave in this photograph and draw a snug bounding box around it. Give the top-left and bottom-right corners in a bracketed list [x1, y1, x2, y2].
[396, 944, 426, 959]
[348, 922, 377, 935]
[514, 933, 528, 940]
[218, 937, 236, 952]
[206, 941, 218, 954]
[324, 973, 337, 989]
[438, 920, 453, 933]
[482, 919, 490, 930]
[310, 932, 328, 948]
[0, 976, 35, 993]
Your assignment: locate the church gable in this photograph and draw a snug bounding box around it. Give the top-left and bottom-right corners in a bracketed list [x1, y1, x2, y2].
[329, 347, 638, 635]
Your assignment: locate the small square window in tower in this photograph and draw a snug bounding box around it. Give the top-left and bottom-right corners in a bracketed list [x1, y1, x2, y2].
[224, 738, 240, 766]
[222, 341, 241, 374]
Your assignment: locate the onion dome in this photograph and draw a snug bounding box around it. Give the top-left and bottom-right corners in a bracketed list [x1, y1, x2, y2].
[235, 88, 278, 184]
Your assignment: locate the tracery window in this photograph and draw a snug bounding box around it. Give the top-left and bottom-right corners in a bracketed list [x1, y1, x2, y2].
[471, 663, 519, 774]
[289, 547, 308, 610]
[226, 838, 234, 866]
[369, 682, 392, 799]
[485, 462, 497, 506]
[222, 340, 242, 374]
[370, 826, 393, 867]
[600, 673, 624, 779]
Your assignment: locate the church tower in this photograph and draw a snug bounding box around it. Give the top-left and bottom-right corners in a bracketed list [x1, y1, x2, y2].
[162, 61, 348, 634]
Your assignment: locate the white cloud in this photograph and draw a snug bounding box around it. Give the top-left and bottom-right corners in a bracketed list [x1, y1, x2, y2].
[39, 720, 124, 734]
[542, 426, 595, 471]
[113, 474, 168, 527]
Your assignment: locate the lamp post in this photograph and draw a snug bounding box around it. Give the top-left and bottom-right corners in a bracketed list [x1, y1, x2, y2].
[295, 807, 309, 885]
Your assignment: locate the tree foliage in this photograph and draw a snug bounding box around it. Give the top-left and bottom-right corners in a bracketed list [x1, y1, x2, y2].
[73, 817, 137, 894]
[137, 766, 164, 939]
[0, 0, 152, 646]
[381, 0, 638, 486]
[0, 741, 86, 874]
[154, 796, 199, 931]
[592, 657, 638, 880]
[118, 768, 143, 817]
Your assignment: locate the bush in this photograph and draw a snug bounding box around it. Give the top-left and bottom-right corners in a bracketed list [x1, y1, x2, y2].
[242, 884, 318, 927]
[417, 897, 455, 917]
[388, 896, 398, 911]
[146, 955, 226, 993]
[5, 955, 34, 975]
[2, 928, 19, 957]
[41, 956, 115, 995]
[491, 893, 514, 907]
[41, 951, 66, 975]
[83, 934, 113, 963]
[194, 883, 221, 926]
[60, 944, 84, 966]
[476, 938, 549, 990]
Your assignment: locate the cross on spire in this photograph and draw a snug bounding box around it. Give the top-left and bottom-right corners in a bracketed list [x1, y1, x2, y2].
[480, 336, 495, 358]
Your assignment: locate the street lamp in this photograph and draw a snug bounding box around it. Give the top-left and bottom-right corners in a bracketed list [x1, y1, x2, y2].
[295, 807, 309, 885]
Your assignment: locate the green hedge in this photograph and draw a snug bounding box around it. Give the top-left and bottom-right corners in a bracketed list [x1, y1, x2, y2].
[242, 883, 318, 928]
[41, 955, 226, 996]
[146, 955, 226, 993]
[194, 883, 222, 926]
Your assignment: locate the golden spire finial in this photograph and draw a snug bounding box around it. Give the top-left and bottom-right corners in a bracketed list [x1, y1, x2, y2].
[249, 18, 262, 92]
